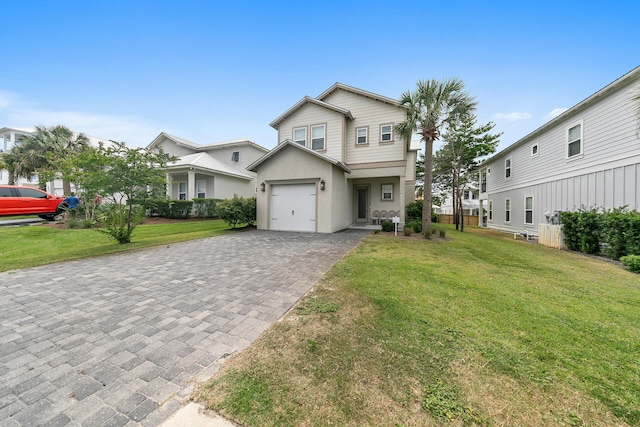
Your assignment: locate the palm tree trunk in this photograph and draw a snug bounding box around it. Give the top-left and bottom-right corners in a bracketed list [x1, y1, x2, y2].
[423, 137, 434, 233]
[63, 179, 72, 196]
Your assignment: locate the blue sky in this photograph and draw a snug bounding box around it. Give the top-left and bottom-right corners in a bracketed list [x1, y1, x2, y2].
[1, 0, 638, 153]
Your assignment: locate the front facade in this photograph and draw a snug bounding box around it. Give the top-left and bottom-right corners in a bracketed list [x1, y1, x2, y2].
[148, 133, 268, 201]
[249, 83, 418, 233]
[479, 66, 640, 234]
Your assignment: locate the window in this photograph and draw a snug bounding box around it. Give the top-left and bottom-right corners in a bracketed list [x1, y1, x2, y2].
[356, 127, 368, 145]
[488, 200, 493, 221]
[525, 196, 533, 225]
[487, 167, 491, 175]
[380, 124, 393, 142]
[196, 180, 206, 199]
[293, 127, 307, 146]
[531, 144, 538, 157]
[567, 122, 582, 158]
[505, 198, 511, 223]
[311, 125, 325, 150]
[381, 184, 393, 201]
[505, 158, 512, 178]
[463, 190, 470, 200]
[178, 182, 186, 200]
[231, 151, 239, 162]
[481, 172, 487, 193]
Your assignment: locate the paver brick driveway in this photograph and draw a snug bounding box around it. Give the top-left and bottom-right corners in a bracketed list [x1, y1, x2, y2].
[0, 229, 369, 426]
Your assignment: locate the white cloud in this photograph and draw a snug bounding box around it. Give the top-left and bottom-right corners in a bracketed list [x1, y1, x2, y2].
[491, 112, 533, 122]
[3, 107, 158, 147]
[544, 107, 568, 120]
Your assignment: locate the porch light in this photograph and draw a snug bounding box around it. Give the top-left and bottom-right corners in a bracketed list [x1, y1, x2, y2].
[260, 182, 266, 192]
[320, 180, 325, 191]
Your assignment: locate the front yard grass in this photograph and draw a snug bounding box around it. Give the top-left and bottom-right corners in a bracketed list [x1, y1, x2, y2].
[194, 225, 640, 426]
[0, 219, 233, 272]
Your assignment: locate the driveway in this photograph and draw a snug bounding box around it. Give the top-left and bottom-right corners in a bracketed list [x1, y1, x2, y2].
[0, 229, 369, 426]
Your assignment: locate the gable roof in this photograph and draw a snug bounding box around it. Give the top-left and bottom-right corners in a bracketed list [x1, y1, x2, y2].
[480, 65, 640, 165]
[317, 82, 405, 108]
[269, 96, 354, 129]
[247, 139, 351, 173]
[167, 152, 253, 180]
[147, 132, 267, 153]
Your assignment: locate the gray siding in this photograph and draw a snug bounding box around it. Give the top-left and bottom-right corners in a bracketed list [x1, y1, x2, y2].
[483, 71, 640, 233]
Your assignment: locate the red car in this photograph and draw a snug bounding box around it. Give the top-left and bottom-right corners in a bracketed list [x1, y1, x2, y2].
[0, 185, 67, 220]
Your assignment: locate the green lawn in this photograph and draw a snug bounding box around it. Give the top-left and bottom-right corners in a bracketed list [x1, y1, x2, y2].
[0, 219, 234, 272]
[195, 226, 640, 426]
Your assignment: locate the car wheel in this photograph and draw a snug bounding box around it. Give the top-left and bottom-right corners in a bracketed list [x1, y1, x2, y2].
[38, 214, 56, 221]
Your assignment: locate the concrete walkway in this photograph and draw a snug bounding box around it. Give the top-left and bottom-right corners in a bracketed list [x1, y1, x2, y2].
[0, 229, 369, 426]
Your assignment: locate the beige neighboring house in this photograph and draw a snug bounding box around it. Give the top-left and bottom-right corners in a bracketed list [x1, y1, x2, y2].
[248, 83, 419, 233]
[147, 132, 269, 200]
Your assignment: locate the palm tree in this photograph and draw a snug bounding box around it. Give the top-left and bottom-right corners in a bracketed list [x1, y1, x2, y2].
[395, 78, 476, 233]
[0, 151, 19, 185]
[15, 125, 90, 193]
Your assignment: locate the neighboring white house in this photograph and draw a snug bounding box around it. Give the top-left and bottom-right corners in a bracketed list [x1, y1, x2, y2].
[439, 186, 480, 216]
[478, 65, 640, 234]
[248, 83, 419, 233]
[0, 126, 114, 195]
[147, 132, 268, 200]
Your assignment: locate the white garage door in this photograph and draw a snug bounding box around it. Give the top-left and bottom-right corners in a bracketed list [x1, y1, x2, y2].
[270, 183, 316, 232]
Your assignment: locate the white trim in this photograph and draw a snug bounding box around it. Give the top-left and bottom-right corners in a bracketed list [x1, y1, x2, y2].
[566, 120, 584, 160]
[524, 195, 533, 225]
[531, 143, 539, 157]
[356, 127, 368, 145]
[381, 183, 394, 201]
[311, 124, 326, 151]
[293, 127, 307, 147]
[380, 124, 393, 143]
[505, 198, 511, 223]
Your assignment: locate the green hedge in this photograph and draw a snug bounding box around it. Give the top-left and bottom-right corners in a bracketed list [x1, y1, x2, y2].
[141, 198, 193, 219]
[192, 198, 222, 218]
[561, 207, 640, 259]
[216, 196, 256, 228]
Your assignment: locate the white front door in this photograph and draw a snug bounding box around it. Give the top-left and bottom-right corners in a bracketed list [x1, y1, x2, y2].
[270, 183, 317, 232]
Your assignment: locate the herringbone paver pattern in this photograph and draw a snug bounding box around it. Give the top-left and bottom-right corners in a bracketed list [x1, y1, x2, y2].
[0, 229, 368, 426]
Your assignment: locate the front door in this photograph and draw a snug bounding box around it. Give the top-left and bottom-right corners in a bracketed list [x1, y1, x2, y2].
[355, 186, 368, 223]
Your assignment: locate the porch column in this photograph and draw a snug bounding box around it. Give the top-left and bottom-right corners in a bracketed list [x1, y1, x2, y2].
[187, 170, 196, 201]
[399, 176, 406, 226]
[165, 172, 171, 198]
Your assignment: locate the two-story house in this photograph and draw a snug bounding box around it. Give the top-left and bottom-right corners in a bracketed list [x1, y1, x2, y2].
[147, 132, 268, 201]
[478, 65, 640, 234]
[248, 83, 419, 233]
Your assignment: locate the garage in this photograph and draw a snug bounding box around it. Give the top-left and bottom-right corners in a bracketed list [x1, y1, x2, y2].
[270, 183, 317, 232]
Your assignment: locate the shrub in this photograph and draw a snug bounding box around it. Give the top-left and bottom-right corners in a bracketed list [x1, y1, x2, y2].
[432, 212, 439, 223]
[403, 226, 412, 236]
[405, 200, 423, 221]
[406, 220, 422, 233]
[192, 198, 222, 218]
[96, 203, 145, 244]
[620, 255, 640, 273]
[217, 196, 256, 228]
[561, 211, 581, 252]
[577, 208, 602, 254]
[381, 221, 394, 232]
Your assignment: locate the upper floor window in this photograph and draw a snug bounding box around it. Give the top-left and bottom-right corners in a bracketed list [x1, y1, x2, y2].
[231, 151, 239, 162]
[488, 200, 493, 221]
[481, 172, 487, 193]
[380, 124, 393, 143]
[505, 158, 512, 178]
[293, 127, 307, 146]
[463, 190, 470, 200]
[356, 127, 368, 145]
[525, 196, 533, 225]
[531, 144, 539, 157]
[311, 124, 325, 151]
[567, 122, 582, 158]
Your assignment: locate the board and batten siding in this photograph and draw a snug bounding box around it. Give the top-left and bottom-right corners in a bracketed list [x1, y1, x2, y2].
[322, 89, 407, 164]
[277, 103, 345, 161]
[484, 75, 640, 233]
